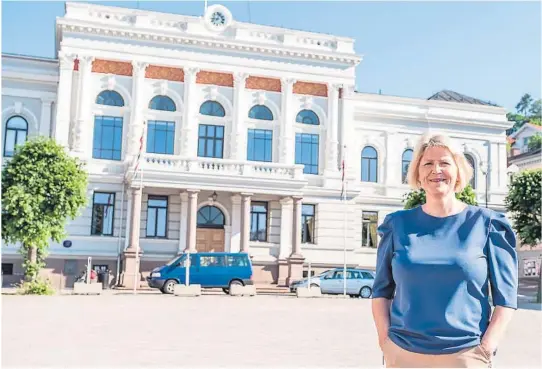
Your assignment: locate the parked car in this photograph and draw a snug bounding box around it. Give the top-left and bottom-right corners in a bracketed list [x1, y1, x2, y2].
[289, 268, 375, 298]
[146, 252, 253, 294]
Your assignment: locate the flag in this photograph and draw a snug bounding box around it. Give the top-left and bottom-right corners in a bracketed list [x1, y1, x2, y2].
[132, 122, 146, 177]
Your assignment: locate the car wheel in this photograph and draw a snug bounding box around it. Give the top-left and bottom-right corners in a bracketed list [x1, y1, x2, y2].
[228, 280, 243, 295]
[222, 288, 230, 294]
[162, 279, 178, 294]
[309, 283, 319, 288]
[359, 286, 372, 299]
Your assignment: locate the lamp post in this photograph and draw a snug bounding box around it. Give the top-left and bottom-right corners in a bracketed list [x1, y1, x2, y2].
[480, 161, 489, 208]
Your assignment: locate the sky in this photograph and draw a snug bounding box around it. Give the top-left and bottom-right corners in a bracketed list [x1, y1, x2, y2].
[1, 0, 541, 112]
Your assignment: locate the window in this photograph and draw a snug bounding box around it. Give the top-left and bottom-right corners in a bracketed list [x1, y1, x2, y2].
[296, 110, 319, 125]
[200, 100, 225, 117]
[146, 196, 168, 238]
[225, 255, 249, 267]
[91, 192, 115, 236]
[349, 271, 361, 279]
[302, 270, 316, 278]
[198, 124, 224, 158]
[93, 116, 123, 160]
[200, 255, 225, 267]
[1, 263, 13, 275]
[362, 271, 375, 280]
[247, 129, 272, 162]
[361, 146, 378, 183]
[465, 154, 476, 189]
[250, 202, 268, 242]
[96, 90, 124, 107]
[4, 116, 28, 157]
[295, 133, 319, 174]
[302, 204, 315, 244]
[149, 95, 176, 112]
[402, 149, 413, 184]
[147, 120, 175, 155]
[248, 105, 273, 120]
[362, 211, 378, 248]
[197, 206, 225, 228]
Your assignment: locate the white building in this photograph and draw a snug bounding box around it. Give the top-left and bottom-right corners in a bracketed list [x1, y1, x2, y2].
[1, 2, 512, 289]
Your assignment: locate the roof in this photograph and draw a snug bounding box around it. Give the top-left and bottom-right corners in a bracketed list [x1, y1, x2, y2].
[510, 122, 542, 139]
[427, 90, 500, 107]
[508, 147, 541, 161]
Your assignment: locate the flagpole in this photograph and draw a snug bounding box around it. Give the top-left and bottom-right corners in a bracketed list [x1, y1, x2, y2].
[133, 121, 146, 295]
[342, 145, 348, 297]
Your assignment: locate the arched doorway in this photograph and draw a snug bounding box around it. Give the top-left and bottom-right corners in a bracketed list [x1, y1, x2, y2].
[196, 205, 225, 252]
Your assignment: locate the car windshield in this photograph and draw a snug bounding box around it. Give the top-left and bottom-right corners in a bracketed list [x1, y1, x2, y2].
[165, 256, 181, 266]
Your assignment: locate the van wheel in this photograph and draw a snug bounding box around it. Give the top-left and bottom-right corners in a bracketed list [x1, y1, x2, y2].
[162, 279, 178, 294]
[228, 280, 243, 295]
[359, 286, 372, 299]
[222, 288, 229, 294]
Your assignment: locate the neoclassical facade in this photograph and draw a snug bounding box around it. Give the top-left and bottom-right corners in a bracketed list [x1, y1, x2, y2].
[1, 2, 512, 288]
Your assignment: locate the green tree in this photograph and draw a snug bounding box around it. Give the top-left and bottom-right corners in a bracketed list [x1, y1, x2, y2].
[403, 185, 478, 210]
[516, 93, 533, 116]
[528, 99, 541, 119]
[505, 170, 542, 247]
[506, 95, 541, 135]
[528, 134, 542, 151]
[1, 138, 88, 294]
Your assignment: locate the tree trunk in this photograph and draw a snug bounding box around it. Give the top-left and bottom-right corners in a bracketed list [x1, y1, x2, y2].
[25, 246, 38, 282]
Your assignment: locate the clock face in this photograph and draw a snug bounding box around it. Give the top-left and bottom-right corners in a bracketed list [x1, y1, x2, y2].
[210, 11, 226, 27]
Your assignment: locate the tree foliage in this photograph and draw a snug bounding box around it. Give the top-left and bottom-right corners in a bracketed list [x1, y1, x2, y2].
[528, 134, 542, 151]
[505, 170, 542, 246]
[506, 94, 542, 135]
[1, 138, 88, 294]
[403, 185, 478, 210]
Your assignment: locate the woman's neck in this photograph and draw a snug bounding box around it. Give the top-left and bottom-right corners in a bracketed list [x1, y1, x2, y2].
[422, 194, 466, 217]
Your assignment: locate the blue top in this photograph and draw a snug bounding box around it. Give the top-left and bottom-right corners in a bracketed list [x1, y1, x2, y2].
[373, 205, 518, 355]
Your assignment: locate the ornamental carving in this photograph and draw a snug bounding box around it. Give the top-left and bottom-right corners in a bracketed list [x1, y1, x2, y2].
[146, 65, 184, 82]
[91, 59, 133, 76]
[293, 81, 328, 97]
[246, 76, 281, 92]
[196, 71, 233, 87]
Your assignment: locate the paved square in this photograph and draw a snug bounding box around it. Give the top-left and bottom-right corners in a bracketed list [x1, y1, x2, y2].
[2, 293, 541, 368]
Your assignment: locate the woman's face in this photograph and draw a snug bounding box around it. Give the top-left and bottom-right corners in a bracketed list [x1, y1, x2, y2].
[418, 146, 459, 198]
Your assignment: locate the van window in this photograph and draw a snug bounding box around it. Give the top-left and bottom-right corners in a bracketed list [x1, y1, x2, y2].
[200, 255, 225, 267]
[225, 255, 249, 267]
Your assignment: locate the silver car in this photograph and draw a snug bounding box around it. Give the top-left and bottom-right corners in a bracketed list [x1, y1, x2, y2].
[290, 268, 375, 298]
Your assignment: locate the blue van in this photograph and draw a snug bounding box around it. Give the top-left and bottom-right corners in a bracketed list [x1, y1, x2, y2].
[146, 252, 253, 294]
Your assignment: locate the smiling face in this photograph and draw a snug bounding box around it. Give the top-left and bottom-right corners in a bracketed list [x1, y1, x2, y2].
[418, 146, 459, 198]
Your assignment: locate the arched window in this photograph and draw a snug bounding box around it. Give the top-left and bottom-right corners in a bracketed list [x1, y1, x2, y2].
[96, 90, 124, 107]
[296, 110, 319, 125]
[248, 105, 273, 121]
[149, 95, 176, 112]
[199, 101, 225, 117]
[361, 146, 378, 183]
[402, 149, 413, 184]
[4, 116, 28, 157]
[465, 154, 476, 189]
[197, 206, 225, 228]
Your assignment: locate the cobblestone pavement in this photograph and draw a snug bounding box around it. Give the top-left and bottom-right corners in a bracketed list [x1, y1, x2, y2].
[2, 293, 541, 368]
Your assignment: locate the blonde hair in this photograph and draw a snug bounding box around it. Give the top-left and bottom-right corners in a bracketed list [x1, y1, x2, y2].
[407, 132, 473, 192]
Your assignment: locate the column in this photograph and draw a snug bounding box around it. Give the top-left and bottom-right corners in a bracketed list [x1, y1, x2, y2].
[121, 187, 143, 289]
[277, 197, 293, 286]
[230, 194, 242, 253]
[231, 73, 248, 160]
[181, 68, 200, 158]
[72, 55, 94, 156]
[286, 196, 305, 286]
[123, 189, 133, 251]
[325, 83, 341, 173]
[184, 190, 199, 253]
[54, 52, 76, 148]
[178, 192, 188, 254]
[39, 98, 54, 137]
[128, 61, 149, 160]
[280, 78, 296, 164]
[240, 193, 252, 253]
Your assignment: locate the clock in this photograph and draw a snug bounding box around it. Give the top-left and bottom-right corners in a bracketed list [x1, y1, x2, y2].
[204, 4, 232, 32]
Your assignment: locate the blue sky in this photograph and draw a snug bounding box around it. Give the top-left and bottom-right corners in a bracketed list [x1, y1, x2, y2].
[2, 1, 541, 112]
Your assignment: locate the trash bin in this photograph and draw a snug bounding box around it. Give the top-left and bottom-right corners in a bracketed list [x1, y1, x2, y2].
[98, 271, 109, 289]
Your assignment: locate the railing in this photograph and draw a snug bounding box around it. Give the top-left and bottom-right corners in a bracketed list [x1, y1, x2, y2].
[142, 154, 305, 180]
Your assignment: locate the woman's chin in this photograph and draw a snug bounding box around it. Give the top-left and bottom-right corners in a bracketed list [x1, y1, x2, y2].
[425, 186, 452, 197]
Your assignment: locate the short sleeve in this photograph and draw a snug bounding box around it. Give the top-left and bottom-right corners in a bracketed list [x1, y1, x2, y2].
[487, 212, 518, 309]
[372, 214, 396, 299]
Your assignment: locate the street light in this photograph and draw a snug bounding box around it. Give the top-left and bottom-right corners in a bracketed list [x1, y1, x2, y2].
[480, 161, 489, 208]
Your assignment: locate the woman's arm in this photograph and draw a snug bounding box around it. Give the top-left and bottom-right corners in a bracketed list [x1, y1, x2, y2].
[481, 306, 515, 354]
[372, 298, 392, 348]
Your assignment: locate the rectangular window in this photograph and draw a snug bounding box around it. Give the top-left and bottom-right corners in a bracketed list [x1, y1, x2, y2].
[198, 124, 224, 158]
[91, 192, 115, 236]
[1, 263, 13, 275]
[250, 202, 268, 242]
[146, 196, 168, 238]
[362, 211, 378, 248]
[147, 120, 175, 155]
[302, 204, 315, 244]
[247, 129, 272, 162]
[200, 255, 225, 267]
[295, 133, 319, 174]
[93, 116, 123, 160]
[225, 255, 249, 267]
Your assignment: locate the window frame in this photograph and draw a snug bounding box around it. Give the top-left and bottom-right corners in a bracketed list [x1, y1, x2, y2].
[146, 195, 169, 238]
[148, 95, 176, 112]
[1, 263, 14, 276]
[247, 128, 273, 162]
[92, 115, 124, 161]
[199, 100, 226, 117]
[146, 120, 176, 155]
[295, 132, 320, 175]
[361, 211, 378, 248]
[296, 109, 320, 125]
[197, 205, 226, 229]
[91, 192, 116, 236]
[3, 115, 29, 157]
[301, 204, 316, 244]
[464, 153, 476, 189]
[248, 105, 274, 121]
[197, 124, 225, 159]
[361, 146, 378, 183]
[250, 201, 268, 242]
[401, 149, 413, 184]
[96, 90, 125, 107]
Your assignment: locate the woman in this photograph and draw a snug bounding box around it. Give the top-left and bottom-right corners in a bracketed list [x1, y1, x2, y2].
[372, 133, 518, 368]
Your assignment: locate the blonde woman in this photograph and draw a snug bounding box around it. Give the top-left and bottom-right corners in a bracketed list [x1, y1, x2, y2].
[372, 133, 518, 368]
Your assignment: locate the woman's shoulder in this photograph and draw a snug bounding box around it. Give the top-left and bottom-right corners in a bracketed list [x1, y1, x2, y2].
[383, 207, 420, 223]
[465, 205, 508, 222]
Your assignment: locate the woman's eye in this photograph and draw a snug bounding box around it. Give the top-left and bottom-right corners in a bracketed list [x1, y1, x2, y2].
[424, 163, 432, 166]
